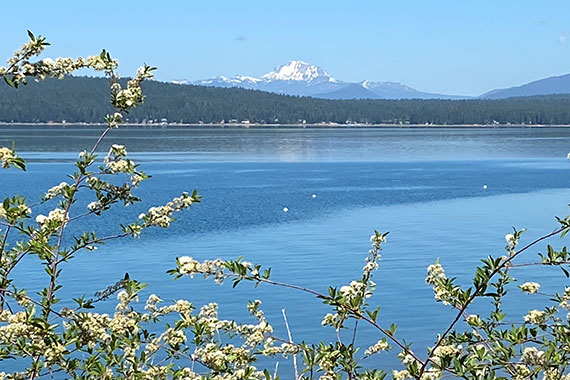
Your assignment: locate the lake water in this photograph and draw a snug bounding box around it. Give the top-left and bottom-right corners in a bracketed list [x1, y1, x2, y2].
[1, 126, 570, 374]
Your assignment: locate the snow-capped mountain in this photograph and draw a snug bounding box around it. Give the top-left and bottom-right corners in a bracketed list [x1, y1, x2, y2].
[191, 75, 261, 87]
[261, 60, 338, 84]
[182, 60, 467, 99]
[188, 60, 345, 96]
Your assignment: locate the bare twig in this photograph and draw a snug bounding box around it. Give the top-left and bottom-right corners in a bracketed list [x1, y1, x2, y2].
[351, 320, 359, 347]
[282, 309, 299, 380]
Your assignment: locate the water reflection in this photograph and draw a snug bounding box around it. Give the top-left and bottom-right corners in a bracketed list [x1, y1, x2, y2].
[3, 126, 570, 161]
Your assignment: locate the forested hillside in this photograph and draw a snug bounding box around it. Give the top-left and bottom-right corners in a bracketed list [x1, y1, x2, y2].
[2, 76, 570, 124]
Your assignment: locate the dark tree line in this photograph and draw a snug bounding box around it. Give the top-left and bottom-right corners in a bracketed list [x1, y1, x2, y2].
[2, 76, 570, 124]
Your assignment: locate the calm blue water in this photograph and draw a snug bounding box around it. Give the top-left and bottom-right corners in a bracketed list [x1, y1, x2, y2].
[1, 126, 570, 374]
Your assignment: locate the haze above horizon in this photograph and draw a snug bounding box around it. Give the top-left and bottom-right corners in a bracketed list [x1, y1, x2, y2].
[1, 0, 569, 96]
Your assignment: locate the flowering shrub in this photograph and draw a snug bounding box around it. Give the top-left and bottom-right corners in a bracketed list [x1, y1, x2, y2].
[1, 32, 570, 380]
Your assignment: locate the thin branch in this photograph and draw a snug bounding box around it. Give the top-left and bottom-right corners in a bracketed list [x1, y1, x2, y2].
[351, 320, 359, 347]
[0, 221, 30, 235]
[282, 309, 299, 380]
[510, 261, 570, 268]
[55, 232, 130, 265]
[90, 126, 112, 155]
[0, 225, 12, 311]
[0, 225, 10, 256]
[0, 287, 64, 318]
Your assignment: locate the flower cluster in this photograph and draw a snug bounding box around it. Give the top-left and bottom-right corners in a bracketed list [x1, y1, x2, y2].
[111, 65, 154, 111]
[425, 262, 455, 305]
[145, 297, 194, 320]
[130, 173, 146, 187]
[398, 350, 418, 366]
[139, 192, 197, 228]
[262, 342, 299, 357]
[106, 112, 124, 129]
[0, 311, 44, 344]
[523, 309, 547, 325]
[521, 347, 545, 365]
[116, 290, 138, 311]
[109, 312, 139, 335]
[321, 312, 339, 327]
[1, 32, 49, 86]
[505, 233, 518, 251]
[519, 281, 541, 294]
[0, 147, 15, 169]
[35, 208, 67, 227]
[370, 231, 387, 249]
[392, 369, 411, 380]
[504, 229, 525, 253]
[44, 181, 70, 200]
[139, 206, 172, 227]
[193, 343, 253, 372]
[0, 147, 24, 170]
[431, 344, 461, 358]
[87, 200, 101, 212]
[71, 312, 112, 348]
[512, 364, 532, 380]
[543, 368, 570, 380]
[0, 202, 30, 221]
[1, 32, 127, 88]
[104, 144, 135, 174]
[44, 342, 66, 364]
[86, 54, 118, 72]
[339, 280, 371, 300]
[364, 339, 390, 356]
[465, 314, 483, 327]
[26, 56, 85, 81]
[365, 231, 387, 274]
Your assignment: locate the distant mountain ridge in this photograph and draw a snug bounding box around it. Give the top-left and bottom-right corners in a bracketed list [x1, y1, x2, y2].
[180, 60, 467, 99]
[481, 73, 570, 99]
[178, 61, 570, 100]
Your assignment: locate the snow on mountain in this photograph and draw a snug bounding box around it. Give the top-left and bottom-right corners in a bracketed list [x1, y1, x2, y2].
[183, 61, 467, 99]
[171, 79, 191, 85]
[191, 75, 261, 89]
[261, 60, 338, 83]
[186, 60, 344, 96]
[361, 80, 416, 92]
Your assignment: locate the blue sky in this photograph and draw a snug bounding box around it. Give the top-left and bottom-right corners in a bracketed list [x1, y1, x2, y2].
[2, 0, 569, 96]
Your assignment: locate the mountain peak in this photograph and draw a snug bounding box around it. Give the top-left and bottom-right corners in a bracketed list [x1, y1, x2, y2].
[187, 61, 467, 99]
[261, 60, 338, 83]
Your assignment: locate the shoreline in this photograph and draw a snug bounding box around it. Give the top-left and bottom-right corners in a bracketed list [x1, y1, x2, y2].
[1, 122, 570, 129]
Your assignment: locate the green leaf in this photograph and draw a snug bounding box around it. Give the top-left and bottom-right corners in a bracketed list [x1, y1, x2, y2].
[3, 77, 14, 87]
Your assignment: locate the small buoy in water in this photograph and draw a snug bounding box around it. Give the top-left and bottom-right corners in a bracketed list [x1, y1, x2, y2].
[483, 185, 488, 190]
[283, 207, 289, 212]
[312, 194, 317, 198]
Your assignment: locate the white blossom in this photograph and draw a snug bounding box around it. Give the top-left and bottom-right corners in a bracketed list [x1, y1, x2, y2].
[523, 309, 546, 324]
[520, 282, 540, 294]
